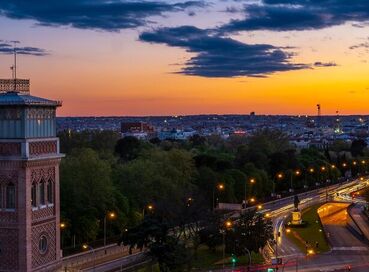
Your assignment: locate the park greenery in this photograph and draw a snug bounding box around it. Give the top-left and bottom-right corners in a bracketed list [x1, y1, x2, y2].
[58, 129, 369, 268]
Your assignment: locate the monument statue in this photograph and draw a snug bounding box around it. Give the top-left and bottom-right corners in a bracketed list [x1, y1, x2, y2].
[291, 194, 303, 225]
[294, 195, 300, 211]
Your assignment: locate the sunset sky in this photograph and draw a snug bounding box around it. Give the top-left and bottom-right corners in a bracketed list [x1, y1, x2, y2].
[1, 0, 369, 116]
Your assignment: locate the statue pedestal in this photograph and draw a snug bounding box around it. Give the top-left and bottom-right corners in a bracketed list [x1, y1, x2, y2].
[291, 211, 302, 225]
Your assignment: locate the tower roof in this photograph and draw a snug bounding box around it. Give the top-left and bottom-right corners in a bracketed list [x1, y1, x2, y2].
[0, 91, 61, 107]
[0, 78, 61, 107]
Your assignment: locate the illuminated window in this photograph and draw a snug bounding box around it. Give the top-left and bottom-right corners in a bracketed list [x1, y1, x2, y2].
[6, 183, 15, 209]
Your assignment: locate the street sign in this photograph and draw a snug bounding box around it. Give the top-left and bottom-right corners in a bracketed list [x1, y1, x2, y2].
[271, 258, 282, 265]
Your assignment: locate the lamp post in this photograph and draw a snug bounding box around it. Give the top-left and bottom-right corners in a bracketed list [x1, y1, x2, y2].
[60, 222, 66, 250]
[222, 220, 233, 270]
[213, 183, 224, 211]
[290, 170, 300, 192]
[142, 204, 154, 218]
[244, 178, 256, 208]
[104, 212, 116, 254]
[244, 247, 251, 272]
[273, 173, 283, 196]
[82, 244, 96, 272]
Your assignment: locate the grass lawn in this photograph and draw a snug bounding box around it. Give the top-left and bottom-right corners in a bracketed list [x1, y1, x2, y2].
[285, 204, 330, 254]
[138, 244, 264, 271]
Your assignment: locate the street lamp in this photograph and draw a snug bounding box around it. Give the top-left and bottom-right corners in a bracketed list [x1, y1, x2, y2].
[290, 170, 300, 192]
[82, 244, 96, 271]
[222, 220, 233, 269]
[273, 173, 283, 196]
[143, 204, 154, 217]
[244, 178, 256, 208]
[60, 222, 66, 249]
[104, 212, 116, 254]
[213, 183, 224, 211]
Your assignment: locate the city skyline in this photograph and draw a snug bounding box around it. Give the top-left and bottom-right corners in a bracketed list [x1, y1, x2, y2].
[1, 1, 369, 116]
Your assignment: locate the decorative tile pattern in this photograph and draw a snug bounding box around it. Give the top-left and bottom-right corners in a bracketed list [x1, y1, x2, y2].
[31, 222, 56, 269]
[26, 108, 55, 120]
[29, 141, 57, 156]
[0, 228, 19, 270]
[31, 167, 55, 184]
[0, 143, 21, 156]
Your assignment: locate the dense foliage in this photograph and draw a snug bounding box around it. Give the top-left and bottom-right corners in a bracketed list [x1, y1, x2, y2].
[58, 129, 369, 255]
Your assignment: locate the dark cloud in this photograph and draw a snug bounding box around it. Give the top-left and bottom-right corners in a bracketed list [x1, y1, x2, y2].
[314, 61, 337, 67]
[349, 42, 369, 50]
[220, 0, 369, 33]
[139, 26, 309, 77]
[0, 0, 204, 31]
[0, 41, 48, 56]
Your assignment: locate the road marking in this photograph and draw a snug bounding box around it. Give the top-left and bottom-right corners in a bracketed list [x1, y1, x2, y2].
[332, 247, 368, 251]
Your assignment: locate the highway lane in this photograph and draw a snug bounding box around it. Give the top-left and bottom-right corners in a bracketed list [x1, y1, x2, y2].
[266, 179, 369, 264]
[319, 203, 367, 250]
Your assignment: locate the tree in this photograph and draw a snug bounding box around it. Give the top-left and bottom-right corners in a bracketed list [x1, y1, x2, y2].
[115, 136, 142, 161]
[351, 139, 367, 157]
[60, 148, 126, 243]
[113, 148, 196, 213]
[226, 210, 273, 255]
[119, 216, 192, 272]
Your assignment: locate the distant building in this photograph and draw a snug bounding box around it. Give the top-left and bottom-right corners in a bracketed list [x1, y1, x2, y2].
[121, 122, 156, 139]
[158, 128, 196, 140]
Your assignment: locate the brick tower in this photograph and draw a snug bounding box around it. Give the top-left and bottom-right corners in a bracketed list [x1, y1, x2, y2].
[0, 79, 63, 271]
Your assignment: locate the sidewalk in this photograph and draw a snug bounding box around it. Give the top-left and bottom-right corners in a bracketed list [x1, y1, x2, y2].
[350, 204, 369, 241]
[61, 244, 144, 271]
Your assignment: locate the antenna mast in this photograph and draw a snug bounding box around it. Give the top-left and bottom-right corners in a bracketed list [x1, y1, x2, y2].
[13, 41, 17, 91]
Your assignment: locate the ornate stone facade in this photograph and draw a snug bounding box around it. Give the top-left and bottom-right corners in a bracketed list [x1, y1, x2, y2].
[0, 229, 19, 270]
[0, 143, 21, 156]
[26, 108, 55, 120]
[31, 221, 57, 269]
[29, 141, 57, 157]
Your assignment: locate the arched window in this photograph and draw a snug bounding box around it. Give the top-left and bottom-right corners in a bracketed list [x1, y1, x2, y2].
[31, 183, 37, 208]
[47, 180, 53, 204]
[39, 180, 45, 206]
[6, 183, 15, 209]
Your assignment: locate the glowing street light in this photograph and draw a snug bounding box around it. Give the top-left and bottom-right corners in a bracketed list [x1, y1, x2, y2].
[362, 160, 366, 165]
[250, 178, 256, 184]
[353, 161, 357, 166]
[60, 222, 66, 229]
[225, 220, 233, 229]
[82, 244, 96, 269]
[213, 184, 225, 211]
[342, 163, 347, 167]
[250, 197, 256, 203]
[295, 170, 301, 176]
[331, 164, 336, 169]
[277, 173, 284, 179]
[257, 205, 263, 210]
[104, 211, 117, 253]
[321, 166, 326, 171]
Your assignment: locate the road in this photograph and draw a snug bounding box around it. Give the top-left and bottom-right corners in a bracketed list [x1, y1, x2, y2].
[278, 182, 369, 272]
